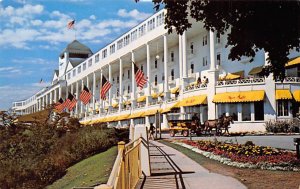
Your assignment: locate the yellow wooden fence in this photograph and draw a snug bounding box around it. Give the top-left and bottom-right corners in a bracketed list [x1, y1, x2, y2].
[96, 138, 142, 189]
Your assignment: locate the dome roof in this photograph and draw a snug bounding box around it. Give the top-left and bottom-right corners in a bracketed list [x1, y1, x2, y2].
[60, 40, 92, 58]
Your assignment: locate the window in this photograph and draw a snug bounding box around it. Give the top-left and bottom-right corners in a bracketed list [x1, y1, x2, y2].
[242, 103, 251, 121]
[171, 69, 174, 80]
[117, 39, 123, 50]
[190, 42, 194, 54]
[147, 18, 155, 31]
[162, 74, 165, 81]
[218, 104, 226, 118]
[73, 69, 76, 76]
[110, 44, 115, 54]
[122, 73, 124, 78]
[68, 72, 71, 79]
[191, 63, 194, 74]
[277, 100, 289, 116]
[203, 56, 208, 66]
[156, 12, 164, 26]
[229, 104, 238, 121]
[162, 56, 164, 62]
[128, 70, 130, 79]
[83, 63, 86, 71]
[155, 75, 157, 86]
[141, 65, 143, 72]
[171, 51, 174, 62]
[138, 24, 146, 37]
[88, 59, 92, 67]
[113, 77, 115, 83]
[254, 102, 264, 120]
[127, 85, 130, 93]
[123, 34, 130, 46]
[95, 54, 99, 62]
[203, 35, 207, 46]
[131, 29, 137, 42]
[154, 59, 157, 68]
[217, 53, 221, 65]
[216, 33, 221, 44]
[77, 66, 81, 74]
[116, 88, 119, 97]
[102, 49, 107, 59]
[117, 76, 119, 83]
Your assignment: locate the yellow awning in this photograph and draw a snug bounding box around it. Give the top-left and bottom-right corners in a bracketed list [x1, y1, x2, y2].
[144, 108, 161, 116]
[123, 100, 131, 105]
[293, 90, 300, 102]
[151, 93, 159, 99]
[248, 66, 263, 75]
[286, 56, 300, 67]
[104, 106, 109, 110]
[175, 95, 207, 107]
[213, 90, 265, 103]
[115, 114, 130, 121]
[137, 96, 146, 102]
[129, 111, 145, 119]
[224, 71, 244, 80]
[276, 89, 292, 100]
[159, 92, 164, 97]
[161, 102, 179, 113]
[112, 103, 119, 108]
[105, 115, 118, 122]
[171, 87, 179, 94]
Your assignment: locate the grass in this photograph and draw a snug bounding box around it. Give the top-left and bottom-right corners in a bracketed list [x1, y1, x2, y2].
[47, 146, 118, 189]
[159, 140, 300, 189]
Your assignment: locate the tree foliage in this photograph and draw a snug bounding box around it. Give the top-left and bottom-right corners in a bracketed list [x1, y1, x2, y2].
[137, 0, 300, 81]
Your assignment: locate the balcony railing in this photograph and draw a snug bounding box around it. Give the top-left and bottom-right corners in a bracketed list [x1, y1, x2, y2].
[277, 77, 300, 83]
[184, 83, 207, 92]
[216, 77, 265, 86]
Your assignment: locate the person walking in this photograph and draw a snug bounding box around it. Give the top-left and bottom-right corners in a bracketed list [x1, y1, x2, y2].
[149, 123, 155, 140]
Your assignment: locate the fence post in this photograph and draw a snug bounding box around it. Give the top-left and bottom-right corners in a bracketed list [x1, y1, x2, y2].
[118, 141, 126, 189]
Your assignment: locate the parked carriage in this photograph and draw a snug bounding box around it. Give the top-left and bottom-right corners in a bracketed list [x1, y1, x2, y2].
[167, 113, 203, 137]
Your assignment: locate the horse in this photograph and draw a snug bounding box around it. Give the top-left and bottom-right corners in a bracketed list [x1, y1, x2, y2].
[221, 115, 234, 135]
[204, 118, 223, 136]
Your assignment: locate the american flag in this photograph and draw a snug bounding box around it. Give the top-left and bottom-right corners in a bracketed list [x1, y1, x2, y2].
[80, 85, 92, 105]
[133, 62, 147, 89]
[65, 93, 77, 111]
[100, 75, 111, 100]
[54, 98, 65, 113]
[67, 20, 75, 29]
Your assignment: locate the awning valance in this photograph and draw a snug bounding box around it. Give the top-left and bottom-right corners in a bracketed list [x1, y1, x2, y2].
[248, 66, 263, 75]
[129, 111, 145, 119]
[293, 90, 300, 102]
[213, 90, 265, 103]
[175, 95, 207, 107]
[112, 103, 118, 108]
[151, 93, 158, 99]
[285, 56, 300, 67]
[275, 89, 292, 100]
[144, 108, 161, 116]
[161, 102, 179, 113]
[123, 100, 131, 105]
[115, 114, 130, 121]
[137, 96, 146, 102]
[171, 87, 179, 94]
[224, 71, 244, 80]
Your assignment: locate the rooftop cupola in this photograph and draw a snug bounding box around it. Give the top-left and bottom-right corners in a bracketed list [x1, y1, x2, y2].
[59, 40, 93, 59]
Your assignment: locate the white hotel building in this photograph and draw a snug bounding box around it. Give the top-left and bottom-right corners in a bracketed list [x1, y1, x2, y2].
[12, 9, 300, 132]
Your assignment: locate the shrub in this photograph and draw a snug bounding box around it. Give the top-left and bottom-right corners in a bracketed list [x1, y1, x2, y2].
[265, 120, 300, 133]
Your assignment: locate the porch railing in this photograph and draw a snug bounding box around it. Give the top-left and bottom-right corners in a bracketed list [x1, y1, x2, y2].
[216, 77, 265, 86]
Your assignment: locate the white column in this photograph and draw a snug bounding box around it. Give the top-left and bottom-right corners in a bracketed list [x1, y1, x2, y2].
[80, 80, 84, 115]
[75, 81, 79, 116]
[70, 84, 74, 116]
[93, 72, 96, 113]
[50, 91, 53, 105]
[146, 43, 151, 96]
[131, 51, 136, 108]
[237, 104, 242, 121]
[99, 70, 103, 113]
[119, 59, 123, 112]
[108, 63, 112, 107]
[182, 31, 187, 78]
[65, 85, 68, 101]
[58, 87, 62, 99]
[209, 30, 216, 71]
[179, 35, 183, 80]
[164, 35, 170, 98]
[251, 103, 255, 121]
[86, 76, 90, 117]
[54, 88, 57, 102]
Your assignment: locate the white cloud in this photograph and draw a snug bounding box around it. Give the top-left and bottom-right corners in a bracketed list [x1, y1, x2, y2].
[89, 15, 96, 20]
[117, 9, 151, 21]
[0, 4, 43, 17]
[12, 58, 54, 65]
[31, 19, 43, 26]
[0, 28, 40, 48]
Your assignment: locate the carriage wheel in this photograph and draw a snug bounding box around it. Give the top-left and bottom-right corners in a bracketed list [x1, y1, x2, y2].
[170, 130, 175, 137]
[182, 130, 189, 137]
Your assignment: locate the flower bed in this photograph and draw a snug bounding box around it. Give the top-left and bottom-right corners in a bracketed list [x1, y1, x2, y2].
[175, 140, 300, 171]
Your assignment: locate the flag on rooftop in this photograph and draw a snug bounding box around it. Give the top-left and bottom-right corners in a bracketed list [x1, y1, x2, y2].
[133, 62, 147, 89]
[67, 20, 75, 29]
[39, 78, 44, 84]
[54, 98, 65, 113]
[80, 85, 92, 105]
[100, 75, 111, 100]
[65, 93, 77, 111]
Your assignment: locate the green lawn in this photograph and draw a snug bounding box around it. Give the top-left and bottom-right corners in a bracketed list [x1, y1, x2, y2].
[47, 146, 117, 189]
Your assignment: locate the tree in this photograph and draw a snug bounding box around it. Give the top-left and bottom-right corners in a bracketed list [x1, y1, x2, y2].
[137, 0, 300, 81]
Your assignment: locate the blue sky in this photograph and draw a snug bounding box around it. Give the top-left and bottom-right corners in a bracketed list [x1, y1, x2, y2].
[0, 0, 155, 110]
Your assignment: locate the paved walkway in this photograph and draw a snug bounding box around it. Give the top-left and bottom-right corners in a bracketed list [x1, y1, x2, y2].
[137, 141, 246, 189]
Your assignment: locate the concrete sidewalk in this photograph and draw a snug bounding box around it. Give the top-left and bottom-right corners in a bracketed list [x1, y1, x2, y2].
[138, 140, 246, 189]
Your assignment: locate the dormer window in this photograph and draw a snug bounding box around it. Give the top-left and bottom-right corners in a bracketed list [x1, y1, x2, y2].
[190, 42, 194, 54]
[171, 51, 174, 62]
[155, 60, 157, 68]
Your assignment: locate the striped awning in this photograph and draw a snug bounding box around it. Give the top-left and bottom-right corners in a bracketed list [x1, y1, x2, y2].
[129, 111, 145, 119]
[151, 93, 159, 99]
[175, 95, 207, 107]
[293, 90, 300, 102]
[161, 102, 179, 113]
[213, 90, 265, 103]
[248, 66, 263, 75]
[144, 108, 161, 116]
[285, 56, 300, 67]
[114, 114, 130, 121]
[112, 103, 119, 108]
[275, 89, 293, 100]
[224, 71, 244, 80]
[137, 96, 146, 102]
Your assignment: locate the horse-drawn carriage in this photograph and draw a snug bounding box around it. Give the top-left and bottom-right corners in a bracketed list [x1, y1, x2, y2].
[167, 113, 202, 137]
[167, 113, 234, 137]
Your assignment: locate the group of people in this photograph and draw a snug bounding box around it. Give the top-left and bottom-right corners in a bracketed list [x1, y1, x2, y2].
[197, 76, 209, 85]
